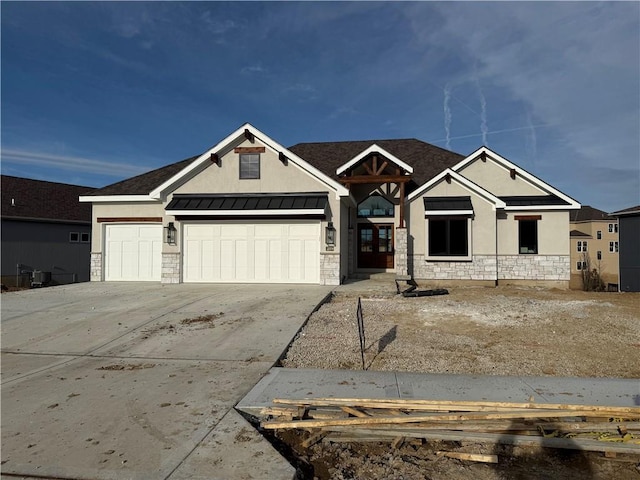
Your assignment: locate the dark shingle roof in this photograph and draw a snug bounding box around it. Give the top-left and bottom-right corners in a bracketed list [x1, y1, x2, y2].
[288, 139, 465, 191]
[86, 156, 199, 196]
[86, 139, 464, 198]
[1, 175, 95, 223]
[570, 229, 591, 237]
[570, 205, 615, 222]
[611, 205, 640, 217]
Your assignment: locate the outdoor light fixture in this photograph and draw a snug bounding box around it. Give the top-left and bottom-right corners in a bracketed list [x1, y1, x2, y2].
[325, 222, 336, 247]
[164, 222, 177, 245]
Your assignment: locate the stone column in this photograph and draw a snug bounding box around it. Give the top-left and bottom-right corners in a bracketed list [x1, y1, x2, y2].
[90, 253, 102, 282]
[395, 227, 408, 276]
[320, 252, 341, 285]
[161, 252, 181, 284]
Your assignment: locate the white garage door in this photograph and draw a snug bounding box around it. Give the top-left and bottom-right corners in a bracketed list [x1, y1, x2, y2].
[183, 222, 320, 284]
[105, 224, 162, 281]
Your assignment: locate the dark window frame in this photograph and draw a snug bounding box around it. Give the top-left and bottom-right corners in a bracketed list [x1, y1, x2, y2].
[69, 232, 80, 243]
[239, 153, 260, 179]
[518, 219, 538, 254]
[427, 217, 469, 258]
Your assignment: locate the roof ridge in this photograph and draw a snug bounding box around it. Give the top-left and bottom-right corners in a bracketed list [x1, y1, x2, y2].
[1, 174, 95, 190]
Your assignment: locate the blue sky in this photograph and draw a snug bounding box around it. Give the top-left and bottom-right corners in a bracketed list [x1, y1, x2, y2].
[2, 1, 638, 212]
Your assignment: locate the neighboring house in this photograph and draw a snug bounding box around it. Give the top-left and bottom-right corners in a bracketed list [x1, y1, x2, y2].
[1, 175, 95, 287]
[569, 206, 619, 289]
[611, 205, 640, 292]
[80, 123, 580, 287]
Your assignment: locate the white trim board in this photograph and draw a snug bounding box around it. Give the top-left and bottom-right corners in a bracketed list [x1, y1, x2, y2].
[336, 144, 414, 176]
[452, 146, 580, 209]
[150, 123, 350, 200]
[407, 169, 506, 209]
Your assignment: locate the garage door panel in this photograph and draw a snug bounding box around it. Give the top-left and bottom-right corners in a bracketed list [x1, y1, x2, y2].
[105, 225, 162, 281]
[183, 222, 319, 284]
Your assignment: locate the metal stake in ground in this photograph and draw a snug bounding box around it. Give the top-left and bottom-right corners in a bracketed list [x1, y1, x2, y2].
[357, 297, 366, 370]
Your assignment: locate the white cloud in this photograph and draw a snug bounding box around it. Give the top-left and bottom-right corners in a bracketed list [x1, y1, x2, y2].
[1, 149, 147, 177]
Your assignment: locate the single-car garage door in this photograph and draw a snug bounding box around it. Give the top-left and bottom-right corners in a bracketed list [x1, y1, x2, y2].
[183, 222, 320, 283]
[105, 224, 162, 281]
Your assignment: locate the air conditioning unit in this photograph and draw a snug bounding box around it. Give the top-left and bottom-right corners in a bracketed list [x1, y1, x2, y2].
[31, 271, 52, 287]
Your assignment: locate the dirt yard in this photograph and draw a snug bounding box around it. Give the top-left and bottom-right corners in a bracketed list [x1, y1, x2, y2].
[276, 283, 640, 479]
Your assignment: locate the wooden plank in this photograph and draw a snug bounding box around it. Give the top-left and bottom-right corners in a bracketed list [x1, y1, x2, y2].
[339, 175, 411, 185]
[262, 409, 627, 430]
[341, 406, 370, 418]
[391, 436, 405, 449]
[436, 451, 498, 463]
[514, 215, 542, 221]
[234, 146, 265, 153]
[301, 430, 326, 448]
[273, 398, 640, 416]
[97, 217, 162, 223]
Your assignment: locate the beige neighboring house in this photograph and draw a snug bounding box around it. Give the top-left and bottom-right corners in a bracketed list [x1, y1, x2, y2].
[569, 206, 619, 289]
[79, 123, 580, 287]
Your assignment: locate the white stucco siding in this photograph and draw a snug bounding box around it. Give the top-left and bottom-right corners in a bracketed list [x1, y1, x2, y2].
[90, 202, 166, 252]
[458, 158, 546, 197]
[407, 179, 497, 257]
[497, 210, 570, 255]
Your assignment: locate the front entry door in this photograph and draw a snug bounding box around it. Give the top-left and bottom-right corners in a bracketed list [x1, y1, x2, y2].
[358, 224, 394, 269]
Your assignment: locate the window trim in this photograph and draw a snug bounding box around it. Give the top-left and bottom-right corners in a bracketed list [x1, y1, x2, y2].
[69, 232, 80, 243]
[425, 216, 472, 261]
[80, 232, 90, 243]
[597, 230, 602, 240]
[239, 153, 260, 179]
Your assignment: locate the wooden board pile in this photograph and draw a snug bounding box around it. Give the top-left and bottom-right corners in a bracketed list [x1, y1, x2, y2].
[261, 397, 640, 459]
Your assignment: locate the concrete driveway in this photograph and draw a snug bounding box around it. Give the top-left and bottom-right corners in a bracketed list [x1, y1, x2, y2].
[1, 282, 331, 480]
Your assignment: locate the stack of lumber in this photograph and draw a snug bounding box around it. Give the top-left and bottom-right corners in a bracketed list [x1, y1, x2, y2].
[260, 397, 640, 455]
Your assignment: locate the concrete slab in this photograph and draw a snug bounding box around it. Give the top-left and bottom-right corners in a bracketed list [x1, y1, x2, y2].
[168, 409, 295, 480]
[2, 283, 331, 480]
[237, 367, 640, 417]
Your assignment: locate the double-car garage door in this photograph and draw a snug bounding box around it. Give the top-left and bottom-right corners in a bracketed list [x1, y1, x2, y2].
[104, 222, 320, 283]
[183, 222, 320, 283]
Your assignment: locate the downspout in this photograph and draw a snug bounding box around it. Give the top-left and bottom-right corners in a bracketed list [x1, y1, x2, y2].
[495, 212, 499, 287]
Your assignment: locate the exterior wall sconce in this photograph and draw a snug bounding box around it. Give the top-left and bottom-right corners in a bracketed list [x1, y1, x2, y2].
[325, 222, 336, 250]
[164, 222, 177, 245]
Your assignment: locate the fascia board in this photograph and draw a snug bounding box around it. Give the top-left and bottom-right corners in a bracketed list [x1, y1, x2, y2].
[407, 169, 506, 209]
[149, 124, 252, 199]
[336, 144, 414, 176]
[165, 209, 325, 216]
[453, 147, 581, 208]
[151, 123, 349, 199]
[79, 195, 157, 203]
[504, 204, 582, 211]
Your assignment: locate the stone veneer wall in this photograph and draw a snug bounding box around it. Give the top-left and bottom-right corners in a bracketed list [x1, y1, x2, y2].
[395, 228, 408, 276]
[90, 253, 102, 281]
[497, 255, 570, 281]
[161, 252, 181, 284]
[411, 255, 497, 281]
[410, 254, 570, 281]
[320, 252, 341, 285]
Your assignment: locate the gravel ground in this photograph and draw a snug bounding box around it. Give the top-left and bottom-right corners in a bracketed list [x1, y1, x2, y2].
[281, 284, 640, 378]
[276, 281, 640, 479]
